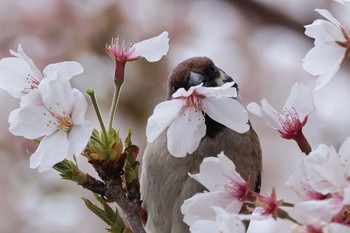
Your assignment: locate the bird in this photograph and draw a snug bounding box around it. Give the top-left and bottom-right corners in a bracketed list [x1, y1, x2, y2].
[140, 56, 262, 233]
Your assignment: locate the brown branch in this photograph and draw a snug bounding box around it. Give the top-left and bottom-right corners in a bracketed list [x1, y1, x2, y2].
[226, 0, 305, 33]
[105, 178, 146, 233]
[82, 173, 107, 195]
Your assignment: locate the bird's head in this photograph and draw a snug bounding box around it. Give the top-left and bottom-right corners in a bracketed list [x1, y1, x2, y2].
[167, 56, 238, 99]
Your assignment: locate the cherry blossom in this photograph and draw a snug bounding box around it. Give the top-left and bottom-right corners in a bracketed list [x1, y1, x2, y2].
[106, 31, 169, 82]
[302, 9, 350, 90]
[247, 83, 314, 153]
[181, 152, 249, 225]
[106, 31, 169, 63]
[0, 44, 83, 106]
[292, 199, 350, 233]
[146, 82, 249, 157]
[253, 188, 283, 220]
[287, 139, 350, 228]
[8, 78, 92, 172]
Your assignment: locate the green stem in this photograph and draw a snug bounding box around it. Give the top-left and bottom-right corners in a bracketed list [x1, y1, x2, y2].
[277, 208, 298, 224]
[86, 89, 108, 141]
[108, 79, 123, 131]
[281, 201, 294, 208]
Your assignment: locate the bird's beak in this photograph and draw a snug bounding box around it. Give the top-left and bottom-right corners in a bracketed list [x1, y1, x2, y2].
[188, 70, 234, 87]
[215, 70, 234, 86]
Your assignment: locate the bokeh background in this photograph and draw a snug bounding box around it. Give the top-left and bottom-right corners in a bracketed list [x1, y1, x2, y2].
[1, 0, 350, 232]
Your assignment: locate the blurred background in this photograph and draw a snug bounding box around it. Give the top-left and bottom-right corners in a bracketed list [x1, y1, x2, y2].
[1, 0, 350, 232]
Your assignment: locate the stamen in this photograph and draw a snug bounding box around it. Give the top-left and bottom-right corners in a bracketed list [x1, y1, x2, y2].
[22, 74, 39, 94]
[43, 105, 73, 132]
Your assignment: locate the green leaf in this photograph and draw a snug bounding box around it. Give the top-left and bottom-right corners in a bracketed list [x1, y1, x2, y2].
[94, 194, 116, 221]
[53, 159, 78, 180]
[82, 197, 114, 225]
[82, 196, 126, 233]
[124, 128, 132, 148]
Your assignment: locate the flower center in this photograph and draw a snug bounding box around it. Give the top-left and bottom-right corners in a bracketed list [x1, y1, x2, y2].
[224, 179, 247, 200]
[22, 74, 39, 94]
[278, 107, 306, 138]
[185, 92, 203, 110]
[106, 38, 138, 62]
[44, 105, 72, 132]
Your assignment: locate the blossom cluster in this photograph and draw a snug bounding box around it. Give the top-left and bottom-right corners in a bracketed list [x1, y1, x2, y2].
[1, 0, 350, 231]
[170, 1, 350, 232]
[0, 45, 93, 172]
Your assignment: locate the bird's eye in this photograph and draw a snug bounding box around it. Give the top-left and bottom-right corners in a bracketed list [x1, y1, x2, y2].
[206, 65, 218, 76]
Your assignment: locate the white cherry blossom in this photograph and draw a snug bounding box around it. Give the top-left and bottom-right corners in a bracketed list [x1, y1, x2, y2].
[106, 31, 169, 62]
[8, 78, 92, 172]
[146, 82, 249, 157]
[181, 152, 248, 225]
[0, 44, 83, 106]
[302, 9, 350, 90]
[247, 83, 314, 144]
[287, 139, 350, 228]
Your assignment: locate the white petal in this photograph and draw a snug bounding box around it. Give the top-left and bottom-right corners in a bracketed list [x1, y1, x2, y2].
[189, 207, 245, 233]
[259, 99, 284, 131]
[181, 191, 241, 225]
[10, 44, 43, 80]
[327, 223, 350, 233]
[43, 61, 83, 80]
[132, 31, 169, 62]
[305, 144, 347, 194]
[314, 65, 340, 91]
[342, 186, 350, 205]
[146, 99, 183, 142]
[284, 83, 314, 120]
[305, 20, 344, 44]
[189, 152, 244, 192]
[167, 107, 206, 157]
[0, 57, 40, 98]
[172, 84, 202, 99]
[9, 106, 56, 139]
[30, 131, 69, 172]
[294, 198, 343, 223]
[246, 102, 263, 117]
[203, 97, 249, 133]
[39, 78, 74, 115]
[70, 89, 89, 124]
[67, 124, 93, 158]
[196, 82, 238, 98]
[19, 89, 43, 107]
[338, 136, 350, 175]
[302, 44, 344, 76]
[315, 9, 341, 28]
